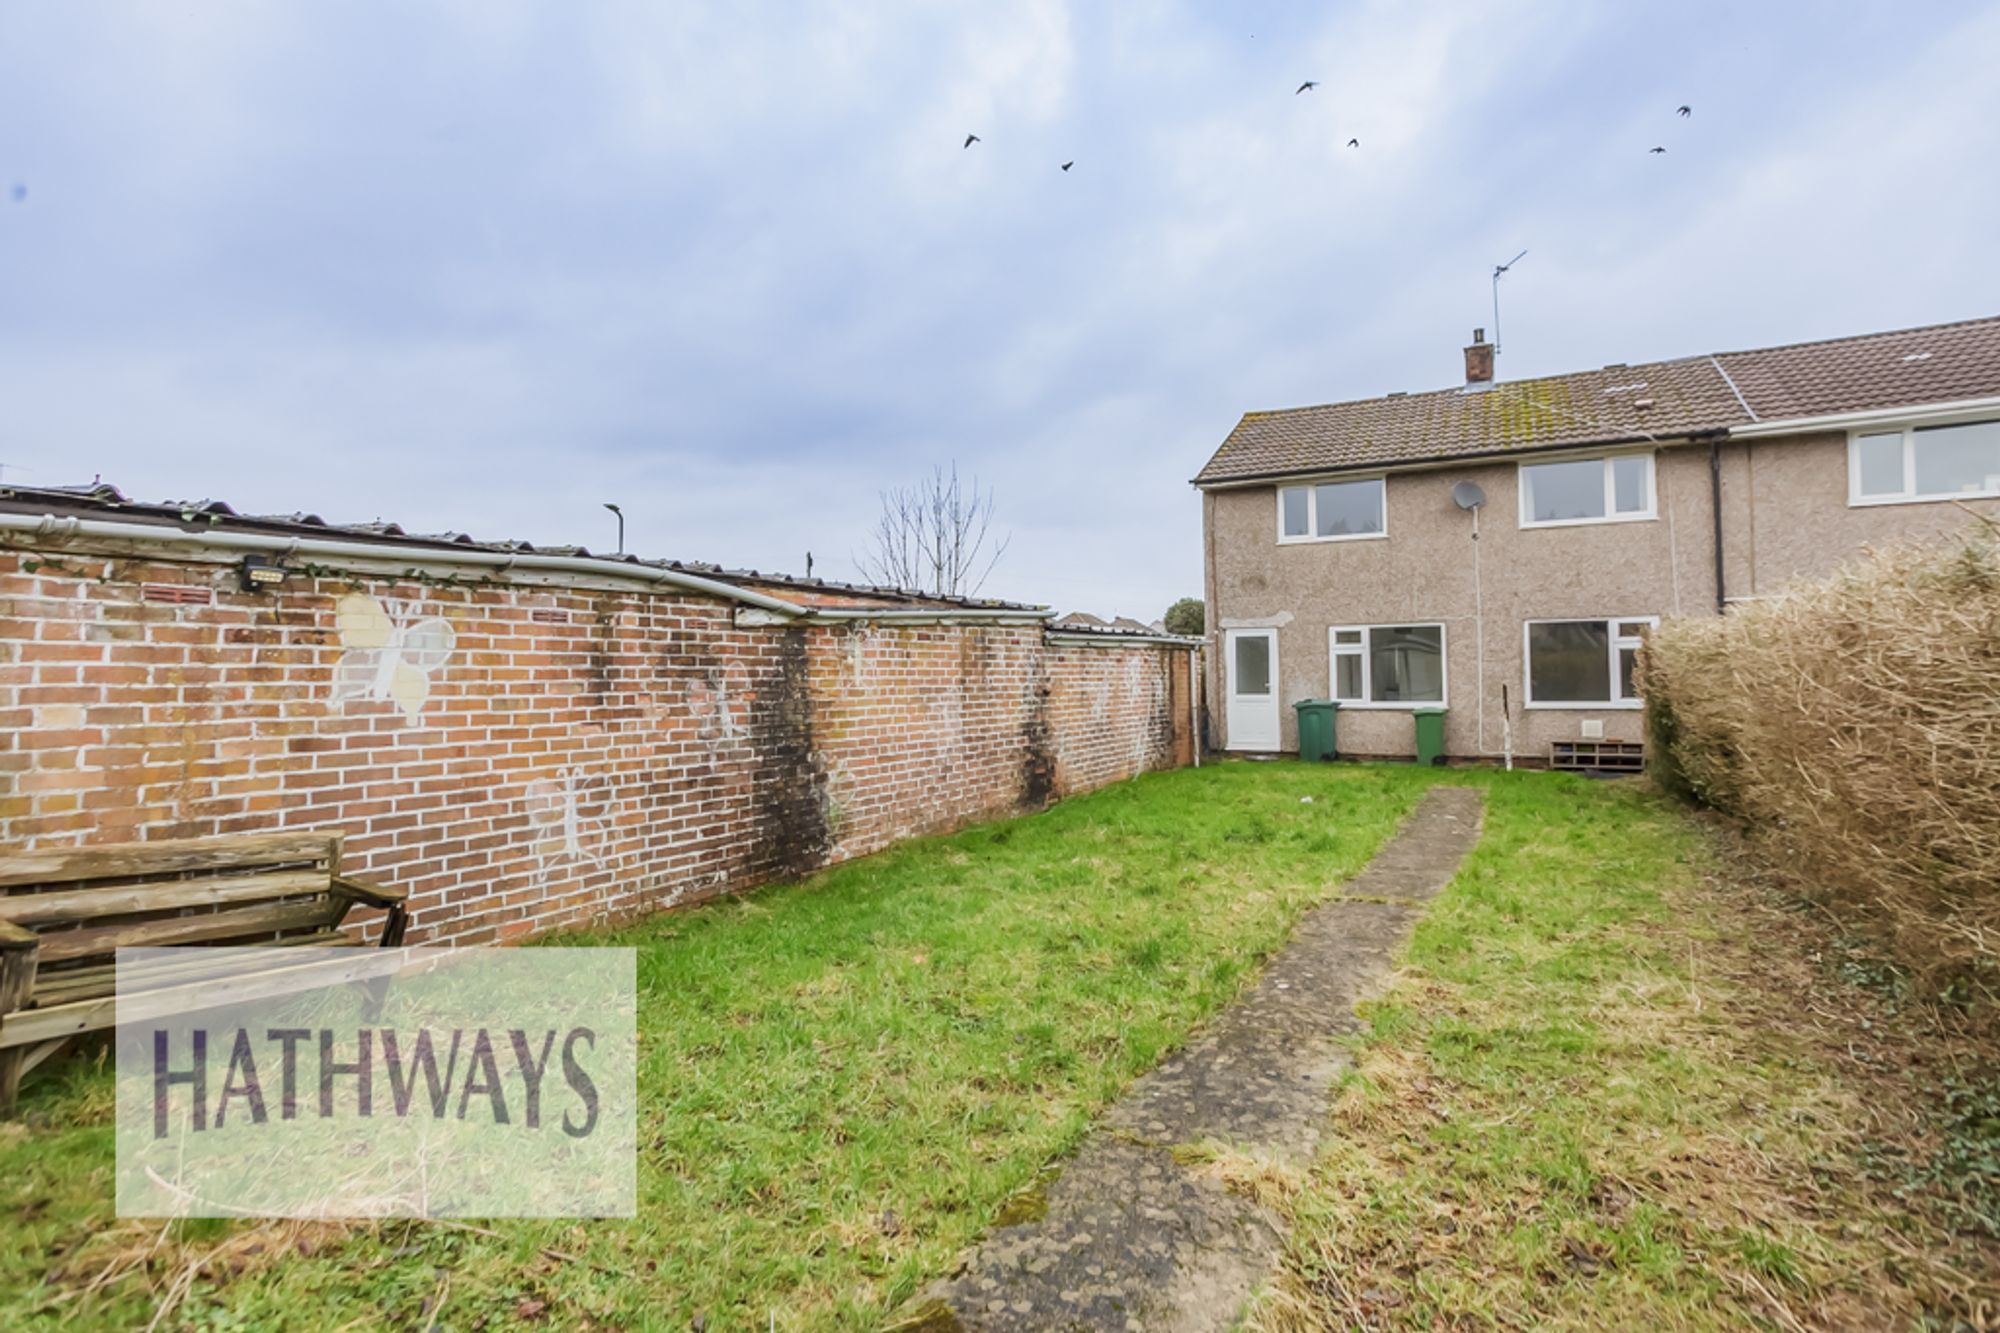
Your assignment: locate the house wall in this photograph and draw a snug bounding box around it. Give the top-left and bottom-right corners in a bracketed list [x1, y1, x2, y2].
[1202, 429, 2000, 761]
[0, 547, 1195, 945]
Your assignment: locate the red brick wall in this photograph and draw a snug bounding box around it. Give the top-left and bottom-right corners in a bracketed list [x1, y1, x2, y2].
[0, 549, 1194, 944]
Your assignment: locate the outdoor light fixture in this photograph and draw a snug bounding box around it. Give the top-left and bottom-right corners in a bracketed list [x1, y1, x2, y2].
[238, 554, 290, 593]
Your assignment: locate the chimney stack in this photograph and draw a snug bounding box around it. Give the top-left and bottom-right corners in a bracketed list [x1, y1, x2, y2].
[1464, 328, 1494, 386]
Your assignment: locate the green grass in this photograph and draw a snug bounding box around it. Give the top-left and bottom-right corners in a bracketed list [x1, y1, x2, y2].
[1248, 774, 1985, 1332]
[1, 761, 1442, 1331]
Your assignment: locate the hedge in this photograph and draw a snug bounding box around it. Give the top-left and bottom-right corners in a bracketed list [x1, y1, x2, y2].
[1639, 523, 2000, 991]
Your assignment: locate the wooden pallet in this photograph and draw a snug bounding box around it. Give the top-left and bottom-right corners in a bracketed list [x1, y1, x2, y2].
[1550, 740, 1645, 773]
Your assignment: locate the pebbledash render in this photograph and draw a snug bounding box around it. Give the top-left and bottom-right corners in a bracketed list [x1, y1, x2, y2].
[1195, 314, 2000, 764]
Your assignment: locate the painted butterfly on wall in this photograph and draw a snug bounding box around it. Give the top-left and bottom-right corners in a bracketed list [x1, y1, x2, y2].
[330, 593, 456, 724]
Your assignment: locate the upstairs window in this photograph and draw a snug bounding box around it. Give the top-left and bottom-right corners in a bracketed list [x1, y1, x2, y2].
[1851, 420, 2000, 504]
[1519, 452, 1654, 527]
[1524, 617, 1655, 707]
[1277, 477, 1386, 542]
[1329, 624, 1445, 705]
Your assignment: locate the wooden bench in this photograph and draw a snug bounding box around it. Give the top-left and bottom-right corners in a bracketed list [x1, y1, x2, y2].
[0, 831, 408, 1113]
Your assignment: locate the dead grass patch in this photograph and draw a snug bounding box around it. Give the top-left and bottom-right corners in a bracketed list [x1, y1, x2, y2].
[1174, 1141, 1306, 1213]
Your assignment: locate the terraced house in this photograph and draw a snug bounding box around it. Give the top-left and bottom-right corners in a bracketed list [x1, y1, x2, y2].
[1195, 314, 2000, 765]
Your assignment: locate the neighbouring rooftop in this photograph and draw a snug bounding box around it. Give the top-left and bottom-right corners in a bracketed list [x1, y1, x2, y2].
[1194, 313, 2000, 485]
[1050, 612, 1188, 641]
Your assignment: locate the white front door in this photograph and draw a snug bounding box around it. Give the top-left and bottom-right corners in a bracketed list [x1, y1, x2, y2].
[1224, 628, 1280, 751]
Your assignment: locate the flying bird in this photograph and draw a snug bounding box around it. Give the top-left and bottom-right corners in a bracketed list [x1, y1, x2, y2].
[1649, 145, 1666, 154]
[1060, 161, 1073, 172]
[1347, 138, 1360, 148]
[963, 134, 980, 149]
[1296, 81, 1318, 94]
[7, 183, 22, 203]
[1677, 105, 1692, 117]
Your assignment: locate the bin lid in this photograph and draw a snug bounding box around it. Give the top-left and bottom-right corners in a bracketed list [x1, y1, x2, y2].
[1292, 698, 1337, 709]
[1410, 705, 1448, 715]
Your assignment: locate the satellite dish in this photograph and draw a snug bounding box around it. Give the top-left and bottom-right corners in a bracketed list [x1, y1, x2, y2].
[1452, 481, 1487, 510]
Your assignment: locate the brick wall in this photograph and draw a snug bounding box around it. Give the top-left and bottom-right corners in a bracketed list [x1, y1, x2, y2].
[0, 549, 1195, 944]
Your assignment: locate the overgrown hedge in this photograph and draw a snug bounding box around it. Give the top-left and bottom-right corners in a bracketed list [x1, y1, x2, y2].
[1639, 525, 2000, 992]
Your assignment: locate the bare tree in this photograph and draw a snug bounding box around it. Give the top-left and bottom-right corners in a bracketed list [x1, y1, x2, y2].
[855, 464, 1011, 597]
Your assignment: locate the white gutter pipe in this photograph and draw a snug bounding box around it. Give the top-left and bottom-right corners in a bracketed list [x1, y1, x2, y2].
[739, 605, 1053, 626]
[1190, 646, 1201, 768]
[0, 511, 1067, 625]
[1043, 630, 1202, 647]
[1728, 395, 2000, 438]
[819, 608, 1054, 622]
[0, 512, 812, 617]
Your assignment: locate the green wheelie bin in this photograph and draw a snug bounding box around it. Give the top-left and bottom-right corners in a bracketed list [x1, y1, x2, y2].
[1293, 699, 1340, 763]
[1412, 705, 1447, 767]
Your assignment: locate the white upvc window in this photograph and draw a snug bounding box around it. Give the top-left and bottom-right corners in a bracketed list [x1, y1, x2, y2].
[1328, 623, 1446, 707]
[1277, 476, 1387, 543]
[1523, 616, 1656, 709]
[1849, 419, 2000, 505]
[1518, 451, 1655, 528]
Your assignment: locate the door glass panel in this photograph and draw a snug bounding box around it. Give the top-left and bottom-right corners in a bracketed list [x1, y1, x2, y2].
[1528, 620, 1611, 702]
[1524, 458, 1606, 521]
[1233, 635, 1271, 695]
[1855, 432, 1904, 497]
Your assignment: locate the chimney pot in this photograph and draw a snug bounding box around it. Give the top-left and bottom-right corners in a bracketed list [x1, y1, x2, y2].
[1463, 332, 1495, 386]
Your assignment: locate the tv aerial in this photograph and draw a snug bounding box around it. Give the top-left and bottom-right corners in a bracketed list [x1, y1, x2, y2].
[1491, 249, 1528, 353]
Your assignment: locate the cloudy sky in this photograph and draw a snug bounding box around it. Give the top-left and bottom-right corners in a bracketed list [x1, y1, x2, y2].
[1, 2, 1997, 617]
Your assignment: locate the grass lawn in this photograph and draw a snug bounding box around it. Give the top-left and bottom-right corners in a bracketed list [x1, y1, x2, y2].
[6, 763, 1988, 1330]
[1247, 775, 1998, 1330]
[1, 761, 1439, 1331]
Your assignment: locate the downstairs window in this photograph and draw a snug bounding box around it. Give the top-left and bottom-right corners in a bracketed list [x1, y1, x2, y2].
[1329, 624, 1445, 705]
[1525, 617, 1655, 706]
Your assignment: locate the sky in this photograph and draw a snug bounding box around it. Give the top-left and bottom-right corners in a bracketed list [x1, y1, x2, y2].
[1, 2, 1997, 619]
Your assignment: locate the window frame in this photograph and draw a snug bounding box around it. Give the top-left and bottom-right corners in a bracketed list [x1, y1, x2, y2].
[1327, 622, 1448, 709]
[1521, 615, 1657, 710]
[1275, 474, 1389, 545]
[1847, 419, 2000, 506]
[1516, 449, 1657, 529]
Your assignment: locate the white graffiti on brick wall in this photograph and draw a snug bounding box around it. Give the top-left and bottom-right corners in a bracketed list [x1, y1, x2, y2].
[843, 624, 881, 688]
[525, 766, 611, 875]
[329, 593, 456, 724]
[1086, 656, 1161, 775]
[686, 665, 748, 745]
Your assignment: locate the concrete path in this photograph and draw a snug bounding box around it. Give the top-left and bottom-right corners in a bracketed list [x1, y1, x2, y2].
[907, 785, 1486, 1333]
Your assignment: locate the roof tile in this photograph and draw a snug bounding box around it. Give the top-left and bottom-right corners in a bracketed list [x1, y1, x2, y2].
[1194, 314, 2000, 484]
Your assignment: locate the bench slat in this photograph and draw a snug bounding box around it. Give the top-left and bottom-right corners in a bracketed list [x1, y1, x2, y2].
[2, 946, 398, 1051]
[0, 870, 334, 927]
[35, 899, 347, 965]
[28, 929, 355, 1008]
[0, 831, 340, 889]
